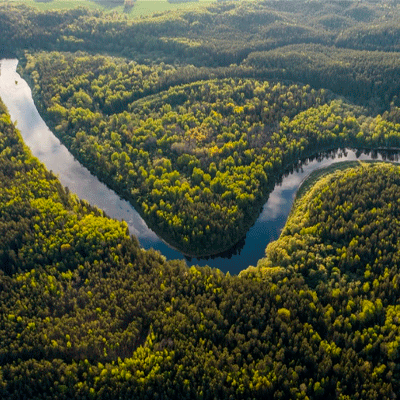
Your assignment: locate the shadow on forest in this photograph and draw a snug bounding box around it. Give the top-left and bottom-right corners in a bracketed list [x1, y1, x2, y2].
[185, 235, 247, 263]
[90, 0, 125, 10]
[89, 0, 136, 13]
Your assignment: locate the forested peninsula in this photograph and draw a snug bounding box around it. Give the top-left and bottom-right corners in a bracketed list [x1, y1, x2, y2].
[2, 0, 400, 398]
[20, 50, 400, 255]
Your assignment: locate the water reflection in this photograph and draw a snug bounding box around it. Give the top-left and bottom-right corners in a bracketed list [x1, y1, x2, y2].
[0, 59, 396, 274]
[186, 148, 391, 273]
[0, 59, 174, 247]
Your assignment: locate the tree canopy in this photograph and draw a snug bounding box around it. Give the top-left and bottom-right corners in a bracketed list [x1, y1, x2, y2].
[21, 50, 400, 255]
[1, 101, 400, 398]
[1, 1, 400, 397]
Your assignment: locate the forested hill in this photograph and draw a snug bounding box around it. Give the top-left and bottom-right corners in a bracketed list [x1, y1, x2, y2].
[3, 1, 400, 109]
[1, 0, 400, 66]
[2, 99, 400, 398]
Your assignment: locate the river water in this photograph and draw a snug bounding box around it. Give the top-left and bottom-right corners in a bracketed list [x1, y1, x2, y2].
[0, 59, 391, 274]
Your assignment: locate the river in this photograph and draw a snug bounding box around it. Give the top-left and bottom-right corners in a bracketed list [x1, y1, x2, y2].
[0, 59, 392, 274]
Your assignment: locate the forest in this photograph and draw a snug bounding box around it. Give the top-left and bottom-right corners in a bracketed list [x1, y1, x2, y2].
[1, 0, 400, 398]
[5, 0, 400, 255]
[1, 99, 400, 399]
[20, 50, 400, 255]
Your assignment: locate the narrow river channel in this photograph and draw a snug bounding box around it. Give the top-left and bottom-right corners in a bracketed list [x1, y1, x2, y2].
[0, 59, 392, 274]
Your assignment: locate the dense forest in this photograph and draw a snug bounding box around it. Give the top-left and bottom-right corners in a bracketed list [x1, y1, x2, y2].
[1, 101, 400, 398]
[3, 0, 398, 255]
[0, 1, 398, 109]
[2, 0, 400, 398]
[21, 49, 400, 255]
[2, 0, 400, 66]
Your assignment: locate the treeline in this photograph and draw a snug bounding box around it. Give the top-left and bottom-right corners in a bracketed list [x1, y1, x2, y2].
[244, 44, 400, 110]
[2, 1, 400, 66]
[1, 103, 400, 398]
[22, 50, 400, 255]
[24, 44, 400, 117]
[4, 1, 400, 109]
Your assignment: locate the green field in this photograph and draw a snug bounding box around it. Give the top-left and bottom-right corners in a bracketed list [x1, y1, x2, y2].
[6, 0, 215, 17]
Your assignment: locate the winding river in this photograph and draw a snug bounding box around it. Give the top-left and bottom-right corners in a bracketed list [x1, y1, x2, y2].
[0, 59, 392, 274]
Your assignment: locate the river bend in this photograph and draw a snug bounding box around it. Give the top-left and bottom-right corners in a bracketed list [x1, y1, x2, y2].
[0, 59, 391, 274]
